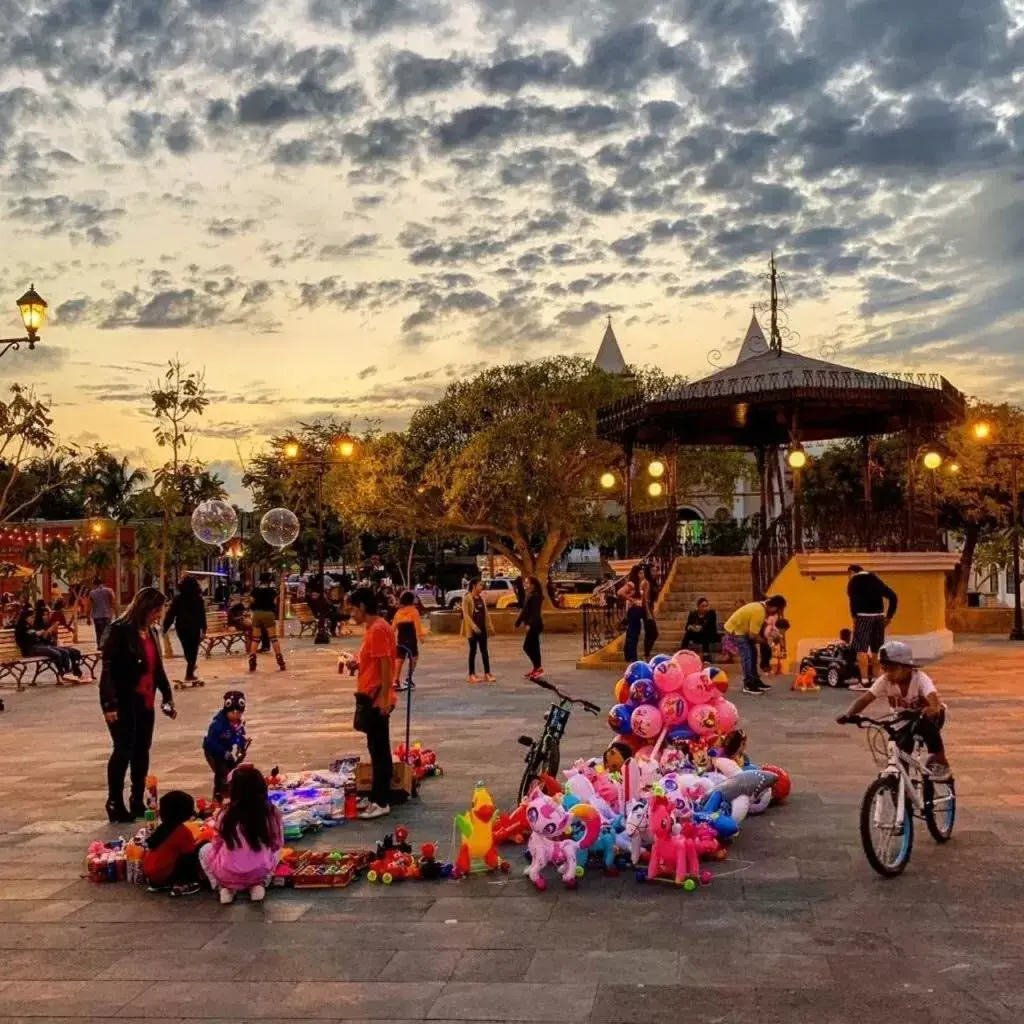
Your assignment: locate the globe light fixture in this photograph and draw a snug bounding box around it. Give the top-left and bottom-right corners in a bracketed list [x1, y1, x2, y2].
[1, 284, 47, 358]
[648, 459, 665, 479]
[922, 450, 943, 471]
[948, 462, 960, 474]
[600, 471, 616, 490]
[648, 481, 663, 498]
[787, 446, 807, 470]
[973, 421, 992, 441]
[284, 441, 300, 459]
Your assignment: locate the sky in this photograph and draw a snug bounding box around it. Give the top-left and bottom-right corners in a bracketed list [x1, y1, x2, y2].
[0, 0, 1022, 506]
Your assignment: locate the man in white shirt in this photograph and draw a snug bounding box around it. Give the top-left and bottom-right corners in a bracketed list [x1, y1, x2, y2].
[837, 641, 950, 780]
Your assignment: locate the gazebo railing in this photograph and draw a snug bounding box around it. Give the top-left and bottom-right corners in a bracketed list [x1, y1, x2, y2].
[752, 508, 793, 599]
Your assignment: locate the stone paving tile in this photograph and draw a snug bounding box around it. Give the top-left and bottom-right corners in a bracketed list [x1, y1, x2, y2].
[0, 879, 80, 900]
[2, 949, 122, 982]
[0, 920, 231, 949]
[379, 949, 463, 983]
[99, 949, 262, 982]
[232, 947, 392, 983]
[422, 896, 553, 923]
[450, 949, 536, 983]
[524, 949, 679, 985]
[590, 984, 758, 1024]
[426, 982, 596, 1021]
[0, 980, 152, 1017]
[0, 898, 90, 922]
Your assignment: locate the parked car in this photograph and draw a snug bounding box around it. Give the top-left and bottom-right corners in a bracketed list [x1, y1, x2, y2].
[444, 577, 518, 610]
[551, 579, 599, 609]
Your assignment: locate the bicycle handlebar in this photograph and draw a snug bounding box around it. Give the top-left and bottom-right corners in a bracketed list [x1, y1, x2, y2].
[839, 710, 921, 729]
[531, 676, 601, 715]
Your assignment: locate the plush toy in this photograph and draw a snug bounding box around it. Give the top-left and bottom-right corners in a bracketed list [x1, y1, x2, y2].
[524, 785, 580, 891]
[453, 783, 509, 876]
[643, 794, 711, 889]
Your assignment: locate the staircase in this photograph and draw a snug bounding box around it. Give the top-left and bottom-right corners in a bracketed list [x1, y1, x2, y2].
[651, 556, 753, 655]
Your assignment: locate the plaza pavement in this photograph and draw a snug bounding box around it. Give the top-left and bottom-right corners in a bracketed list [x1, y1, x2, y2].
[0, 629, 1021, 1023]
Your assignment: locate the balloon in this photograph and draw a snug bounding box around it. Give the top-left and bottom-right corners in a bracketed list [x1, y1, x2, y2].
[652, 659, 684, 695]
[260, 507, 300, 549]
[190, 500, 237, 548]
[630, 703, 664, 739]
[649, 654, 672, 668]
[624, 661, 654, 685]
[706, 666, 729, 694]
[667, 724, 697, 743]
[687, 702, 719, 737]
[715, 699, 739, 734]
[682, 671, 717, 705]
[672, 649, 703, 675]
[613, 678, 630, 705]
[659, 694, 687, 727]
[607, 704, 633, 735]
[629, 678, 657, 705]
[760, 764, 792, 804]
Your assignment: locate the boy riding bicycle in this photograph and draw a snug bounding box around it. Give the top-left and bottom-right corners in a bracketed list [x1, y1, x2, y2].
[837, 640, 951, 781]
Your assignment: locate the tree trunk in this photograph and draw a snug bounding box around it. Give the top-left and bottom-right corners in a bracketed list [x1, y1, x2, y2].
[949, 521, 980, 606]
[405, 534, 415, 591]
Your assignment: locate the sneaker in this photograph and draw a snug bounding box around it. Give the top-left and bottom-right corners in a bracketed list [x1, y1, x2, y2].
[170, 881, 201, 897]
[358, 802, 391, 820]
[742, 682, 765, 696]
[484, 674, 497, 683]
[467, 674, 480, 684]
[355, 797, 371, 812]
[848, 683, 870, 692]
[249, 884, 266, 902]
[219, 887, 236, 905]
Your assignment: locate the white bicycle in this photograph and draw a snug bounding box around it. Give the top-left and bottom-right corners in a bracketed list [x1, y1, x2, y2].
[840, 710, 956, 877]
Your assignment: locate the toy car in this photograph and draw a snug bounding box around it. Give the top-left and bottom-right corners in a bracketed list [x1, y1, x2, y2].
[799, 645, 861, 688]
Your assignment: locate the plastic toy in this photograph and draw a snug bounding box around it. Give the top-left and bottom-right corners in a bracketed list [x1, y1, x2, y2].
[705, 666, 729, 693]
[143, 775, 159, 814]
[641, 795, 711, 889]
[395, 742, 443, 780]
[417, 842, 451, 880]
[453, 783, 509, 876]
[623, 800, 652, 865]
[494, 801, 531, 844]
[586, 817, 625, 875]
[523, 785, 580, 891]
[282, 849, 372, 887]
[799, 643, 859, 688]
[792, 665, 821, 692]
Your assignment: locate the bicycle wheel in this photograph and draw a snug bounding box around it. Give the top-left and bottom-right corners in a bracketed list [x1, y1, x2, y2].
[542, 736, 561, 780]
[859, 776, 913, 877]
[517, 749, 543, 804]
[923, 778, 956, 843]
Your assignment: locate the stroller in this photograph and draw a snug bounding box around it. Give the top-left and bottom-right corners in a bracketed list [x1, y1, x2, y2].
[799, 641, 861, 688]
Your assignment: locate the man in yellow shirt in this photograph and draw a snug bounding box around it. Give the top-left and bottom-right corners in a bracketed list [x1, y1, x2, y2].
[725, 595, 787, 696]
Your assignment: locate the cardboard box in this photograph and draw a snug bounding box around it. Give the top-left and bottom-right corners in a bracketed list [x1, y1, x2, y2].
[355, 760, 415, 799]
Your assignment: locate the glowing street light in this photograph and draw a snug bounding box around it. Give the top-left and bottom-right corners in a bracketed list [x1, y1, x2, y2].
[973, 421, 992, 441]
[787, 446, 807, 470]
[1, 285, 47, 358]
[284, 441, 300, 459]
[922, 450, 943, 471]
[648, 459, 665, 479]
[600, 471, 616, 490]
[648, 481, 663, 498]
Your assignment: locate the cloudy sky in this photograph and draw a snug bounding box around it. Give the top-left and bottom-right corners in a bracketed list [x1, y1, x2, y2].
[0, 0, 1021, 502]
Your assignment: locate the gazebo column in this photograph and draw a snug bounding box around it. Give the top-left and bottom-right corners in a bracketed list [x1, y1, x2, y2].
[861, 437, 873, 549]
[624, 438, 634, 558]
[790, 413, 804, 553]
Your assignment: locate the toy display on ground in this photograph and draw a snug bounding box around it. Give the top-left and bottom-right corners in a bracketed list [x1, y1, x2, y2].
[265, 759, 361, 838]
[394, 742, 443, 781]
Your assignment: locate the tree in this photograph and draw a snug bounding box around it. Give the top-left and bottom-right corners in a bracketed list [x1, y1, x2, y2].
[84, 450, 149, 521]
[149, 360, 211, 589]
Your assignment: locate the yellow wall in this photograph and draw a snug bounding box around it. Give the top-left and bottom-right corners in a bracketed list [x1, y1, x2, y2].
[768, 553, 958, 668]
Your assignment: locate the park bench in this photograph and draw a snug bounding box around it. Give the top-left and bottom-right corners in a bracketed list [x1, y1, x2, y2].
[0, 626, 100, 691]
[293, 602, 318, 638]
[199, 610, 247, 658]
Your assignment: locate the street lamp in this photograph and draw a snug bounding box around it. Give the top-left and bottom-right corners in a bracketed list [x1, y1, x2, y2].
[970, 423, 1024, 641]
[600, 471, 616, 490]
[648, 481, 663, 498]
[787, 444, 807, 470]
[1, 285, 47, 358]
[922, 450, 942, 471]
[648, 459, 665, 479]
[283, 437, 357, 643]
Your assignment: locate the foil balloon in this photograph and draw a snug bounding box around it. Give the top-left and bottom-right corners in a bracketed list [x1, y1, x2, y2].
[659, 693, 687, 727]
[630, 703, 664, 740]
[715, 699, 739, 734]
[687, 702, 719, 738]
[672, 649, 703, 675]
[190, 500, 238, 548]
[260, 507, 300, 549]
[682, 671, 717, 706]
[652, 658, 684, 694]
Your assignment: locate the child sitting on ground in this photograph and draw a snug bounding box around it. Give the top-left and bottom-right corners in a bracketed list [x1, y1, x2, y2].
[392, 591, 426, 691]
[203, 691, 251, 801]
[602, 741, 633, 774]
[199, 764, 283, 904]
[143, 790, 201, 896]
[837, 640, 951, 780]
[718, 729, 750, 769]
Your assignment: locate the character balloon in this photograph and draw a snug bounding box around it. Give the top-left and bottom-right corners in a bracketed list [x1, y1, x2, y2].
[659, 693, 687, 727]
[672, 649, 703, 675]
[631, 703, 664, 739]
[260, 507, 300, 549]
[652, 658, 684, 694]
[715, 699, 739, 734]
[191, 500, 237, 550]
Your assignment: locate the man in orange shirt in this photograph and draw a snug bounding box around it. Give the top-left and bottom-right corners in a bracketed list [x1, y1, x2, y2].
[347, 587, 397, 820]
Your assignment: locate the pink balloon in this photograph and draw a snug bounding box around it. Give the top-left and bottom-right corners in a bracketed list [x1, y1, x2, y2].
[672, 649, 703, 675]
[659, 693, 687, 727]
[652, 659, 684, 694]
[682, 670, 717, 706]
[715, 699, 739, 734]
[631, 703, 664, 740]
[687, 702, 719, 738]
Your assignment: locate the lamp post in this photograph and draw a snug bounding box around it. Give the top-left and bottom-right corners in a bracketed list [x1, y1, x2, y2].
[283, 437, 357, 643]
[970, 422, 1024, 641]
[786, 444, 807, 553]
[0, 286, 48, 358]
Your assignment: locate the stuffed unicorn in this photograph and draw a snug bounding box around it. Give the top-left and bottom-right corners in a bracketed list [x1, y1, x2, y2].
[524, 785, 579, 892]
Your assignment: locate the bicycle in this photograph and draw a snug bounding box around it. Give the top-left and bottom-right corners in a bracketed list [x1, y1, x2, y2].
[840, 710, 956, 877]
[517, 677, 600, 803]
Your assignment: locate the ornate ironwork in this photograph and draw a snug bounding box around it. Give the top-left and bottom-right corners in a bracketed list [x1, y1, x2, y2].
[752, 507, 793, 599]
[582, 603, 624, 656]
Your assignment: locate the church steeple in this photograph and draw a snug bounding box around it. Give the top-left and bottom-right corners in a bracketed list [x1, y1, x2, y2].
[594, 316, 628, 374]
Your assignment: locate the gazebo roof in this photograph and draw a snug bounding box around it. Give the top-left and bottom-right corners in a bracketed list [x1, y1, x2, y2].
[598, 332, 966, 449]
[594, 318, 628, 374]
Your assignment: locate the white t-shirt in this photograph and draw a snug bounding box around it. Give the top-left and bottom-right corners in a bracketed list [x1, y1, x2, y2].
[869, 670, 936, 711]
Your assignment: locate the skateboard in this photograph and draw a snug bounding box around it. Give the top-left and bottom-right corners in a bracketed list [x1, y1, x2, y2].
[173, 678, 206, 690]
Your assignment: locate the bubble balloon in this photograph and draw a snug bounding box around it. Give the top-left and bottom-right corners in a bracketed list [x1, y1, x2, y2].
[260, 507, 300, 549]
[652, 659, 684, 694]
[191, 500, 237, 548]
[631, 703, 664, 739]
[715, 699, 739, 734]
[682, 671, 717, 706]
[629, 678, 657, 706]
[624, 661, 654, 685]
[659, 693, 687, 727]
[608, 704, 633, 735]
[687, 702, 719, 738]
[672, 649, 703, 675]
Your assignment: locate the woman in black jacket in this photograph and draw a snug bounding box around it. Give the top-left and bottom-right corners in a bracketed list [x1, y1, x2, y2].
[515, 575, 545, 681]
[99, 587, 176, 823]
[163, 574, 207, 685]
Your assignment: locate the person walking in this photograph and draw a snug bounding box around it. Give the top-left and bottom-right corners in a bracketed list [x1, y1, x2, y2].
[99, 587, 176, 823]
[461, 578, 495, 683]
[515, 575, 545, 680]
[348, 587, 396, 820]
[163, 574, 207, 686]
[846, 564, 898, 688]
[617, 565, 645, 664]
[247, 572, 286, 672]
[723, 594, 787, 696]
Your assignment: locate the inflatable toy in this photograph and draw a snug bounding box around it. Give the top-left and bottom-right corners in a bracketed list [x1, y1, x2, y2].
[453, 783, 509, 876]
[652, 658, 685, 694]
[607, 703, 633, 735]
[631, 703, 663, 739]
[624, 661, 654, 685]
[524, 786, 580, 891]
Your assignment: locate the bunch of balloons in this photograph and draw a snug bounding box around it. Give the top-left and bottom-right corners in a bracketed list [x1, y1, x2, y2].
[607, 650, 739, 751]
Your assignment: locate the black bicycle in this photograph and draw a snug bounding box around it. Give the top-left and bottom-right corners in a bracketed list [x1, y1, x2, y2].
[517, 677, 600, 803]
